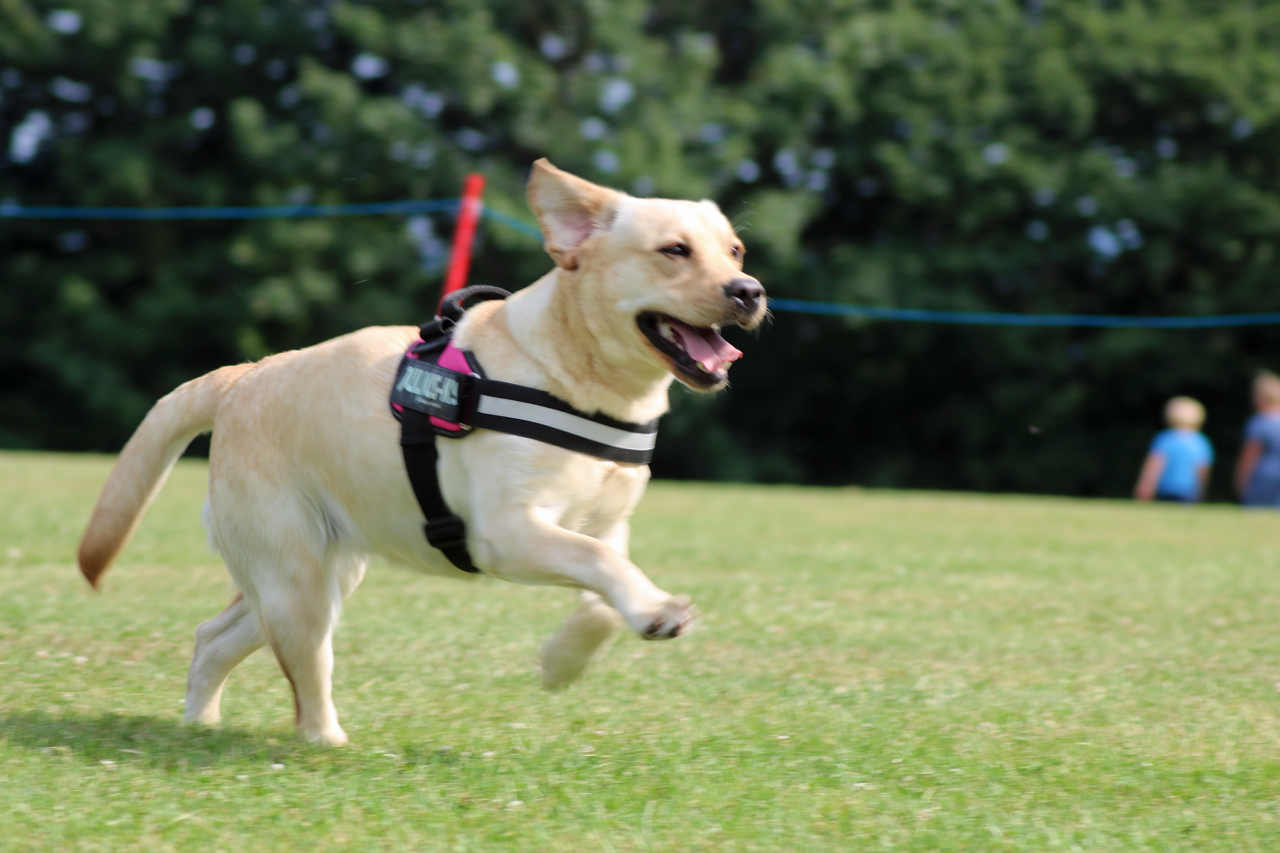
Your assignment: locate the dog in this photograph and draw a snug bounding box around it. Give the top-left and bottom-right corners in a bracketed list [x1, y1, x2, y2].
[77, 160, 767, 745]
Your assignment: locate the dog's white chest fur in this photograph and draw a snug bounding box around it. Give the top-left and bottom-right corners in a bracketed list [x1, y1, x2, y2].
[530, 459, 648, 542]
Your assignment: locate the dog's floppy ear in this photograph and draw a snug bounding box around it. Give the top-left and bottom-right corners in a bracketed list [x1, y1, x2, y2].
[527, 159, 623, 270]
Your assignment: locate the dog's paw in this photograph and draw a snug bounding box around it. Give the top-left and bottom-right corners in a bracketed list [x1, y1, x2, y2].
[182, 698, 221, 726]
[302, 725, 350, 747]
[540, 599, 622, 690]
[540, 641, 600, 691]
[640, 594, 696, 640]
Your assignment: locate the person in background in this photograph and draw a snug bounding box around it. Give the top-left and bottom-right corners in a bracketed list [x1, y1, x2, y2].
[1134, 396, 1213, 503]
[1235, 370, 1280, 508]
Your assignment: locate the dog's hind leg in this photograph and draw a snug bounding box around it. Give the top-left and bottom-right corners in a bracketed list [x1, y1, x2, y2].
[254, 555, 353, 747]
[540, 592, 622, 690]
[184, 591, 264, 725]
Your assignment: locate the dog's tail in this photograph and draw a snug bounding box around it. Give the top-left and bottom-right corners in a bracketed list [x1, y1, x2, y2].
[78, 363, 254, 588]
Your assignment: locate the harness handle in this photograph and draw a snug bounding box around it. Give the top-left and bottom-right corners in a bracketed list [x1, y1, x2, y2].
[438, 285, 512, 326]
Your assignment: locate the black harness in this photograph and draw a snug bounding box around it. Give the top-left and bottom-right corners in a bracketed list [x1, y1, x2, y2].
[389, 286, 660, 573]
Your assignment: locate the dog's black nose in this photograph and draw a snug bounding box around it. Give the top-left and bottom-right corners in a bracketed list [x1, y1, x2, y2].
[724, 278, 765, 313]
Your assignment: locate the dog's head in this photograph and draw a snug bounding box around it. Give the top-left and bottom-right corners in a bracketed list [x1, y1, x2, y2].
[527, 159, 766, 392]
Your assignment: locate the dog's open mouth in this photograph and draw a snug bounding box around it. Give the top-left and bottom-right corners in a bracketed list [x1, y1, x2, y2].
[637, 312, 742, 389]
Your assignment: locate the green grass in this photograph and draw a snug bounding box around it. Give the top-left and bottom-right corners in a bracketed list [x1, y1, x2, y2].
[2, 450, 1279, 851]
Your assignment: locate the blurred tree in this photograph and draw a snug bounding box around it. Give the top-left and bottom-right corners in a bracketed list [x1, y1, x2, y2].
[661, 0, 1280, 499]
[3, 0, 1280, 499]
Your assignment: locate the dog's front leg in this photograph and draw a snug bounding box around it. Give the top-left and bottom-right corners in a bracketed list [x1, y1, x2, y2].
[540, 591, 622, 690]
[476, 517, 694, 641]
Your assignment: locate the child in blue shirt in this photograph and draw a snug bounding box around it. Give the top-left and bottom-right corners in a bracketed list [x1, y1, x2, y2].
[1134, 397, 1213, 502]
[1235, 371, 1280, 507]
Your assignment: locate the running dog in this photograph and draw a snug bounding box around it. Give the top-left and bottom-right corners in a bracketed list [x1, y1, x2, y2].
[77, 160, 767, 745]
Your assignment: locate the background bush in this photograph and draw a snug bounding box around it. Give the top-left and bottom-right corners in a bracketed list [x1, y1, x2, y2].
[4, 0, 1280, 498]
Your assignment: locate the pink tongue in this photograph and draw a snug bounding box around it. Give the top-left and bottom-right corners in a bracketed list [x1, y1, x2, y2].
[668, 318, 743, 373]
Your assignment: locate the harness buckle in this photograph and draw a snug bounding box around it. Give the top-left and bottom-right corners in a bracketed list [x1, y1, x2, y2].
[423, 515, 469, 551]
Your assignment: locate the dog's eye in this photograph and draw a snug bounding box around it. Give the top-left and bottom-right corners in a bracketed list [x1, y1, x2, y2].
[730, 246, 742, 260]
[660, 244, 690, 258]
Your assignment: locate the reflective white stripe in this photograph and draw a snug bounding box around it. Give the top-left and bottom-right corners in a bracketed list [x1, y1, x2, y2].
[475, 396, 657, 452]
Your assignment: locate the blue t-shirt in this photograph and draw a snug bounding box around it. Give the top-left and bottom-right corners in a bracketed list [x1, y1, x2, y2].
[1243, 412, 1280, 507]
[1149, 428, 1213, 500]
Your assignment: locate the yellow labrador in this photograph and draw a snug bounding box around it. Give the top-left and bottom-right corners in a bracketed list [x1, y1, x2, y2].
[77, 160, 766, 745]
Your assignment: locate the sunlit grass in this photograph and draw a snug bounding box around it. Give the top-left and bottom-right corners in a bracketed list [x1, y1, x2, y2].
[1, 450, 1279, 851]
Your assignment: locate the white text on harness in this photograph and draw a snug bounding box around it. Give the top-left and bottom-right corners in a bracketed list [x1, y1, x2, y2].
[395, 363, 459, 407]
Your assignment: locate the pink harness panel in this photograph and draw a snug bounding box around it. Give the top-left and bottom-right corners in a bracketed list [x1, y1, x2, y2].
[395, 338, 470, 433]
[430, 341, 472, 432]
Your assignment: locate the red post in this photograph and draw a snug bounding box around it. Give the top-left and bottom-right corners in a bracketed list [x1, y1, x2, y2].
[439, 173, 487, 312]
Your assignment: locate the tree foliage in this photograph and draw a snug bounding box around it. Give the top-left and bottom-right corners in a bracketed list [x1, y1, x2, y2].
[4, 0, 1280, 498]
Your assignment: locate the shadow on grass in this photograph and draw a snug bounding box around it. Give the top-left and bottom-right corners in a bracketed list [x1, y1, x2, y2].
[1, 711, 467, 774]
[0, 710, 290, 769]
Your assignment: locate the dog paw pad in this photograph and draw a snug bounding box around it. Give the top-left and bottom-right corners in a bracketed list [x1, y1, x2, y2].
[641, 594, 695, 640]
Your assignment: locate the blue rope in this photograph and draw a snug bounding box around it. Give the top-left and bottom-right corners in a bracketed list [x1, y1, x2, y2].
[4, 197, 1278, 327]
[473, 213, 1280, 328]
[0, 199, 460, 219]
[766, 298, 1280, 328]
[479, 206, 545, 240]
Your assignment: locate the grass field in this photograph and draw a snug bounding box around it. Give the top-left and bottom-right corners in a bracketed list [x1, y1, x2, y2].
[1, 450, 1279, 851]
